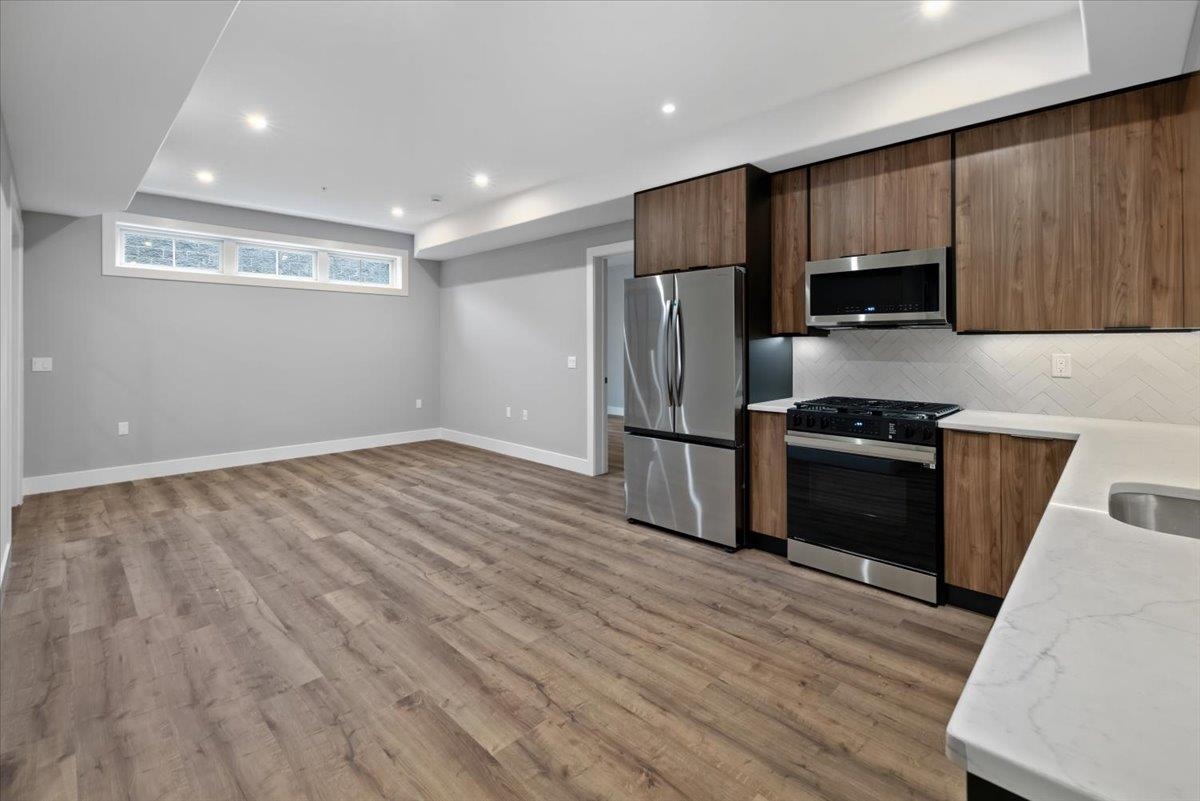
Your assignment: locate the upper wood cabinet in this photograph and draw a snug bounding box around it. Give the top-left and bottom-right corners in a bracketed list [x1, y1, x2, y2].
[770, 169, 808, 334]
[809, 134, 951, 261]
[944, 430, 1074, 598]
[749, 411, 787, 540]
[634, 167, 749, 276]
[955, 74, 1199, 332]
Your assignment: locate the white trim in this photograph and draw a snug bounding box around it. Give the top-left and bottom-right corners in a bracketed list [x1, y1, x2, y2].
[607, 406, 625, 417]
[585, 240, 634, 477]
[103, 212, 410, 296]
[20, 426, 600, 495]
[22, 428, 442, 495]
[438, 429, 591, 475]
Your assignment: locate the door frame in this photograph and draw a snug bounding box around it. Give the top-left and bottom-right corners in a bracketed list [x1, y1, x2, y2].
[585, 239, 634, 477]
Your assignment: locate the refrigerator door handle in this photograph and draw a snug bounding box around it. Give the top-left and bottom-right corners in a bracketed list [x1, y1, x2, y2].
[674, 299, 685, 401]
[666, 298, 679, 409]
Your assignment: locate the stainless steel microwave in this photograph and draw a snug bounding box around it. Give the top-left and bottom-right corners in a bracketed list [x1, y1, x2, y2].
[805, 247, 951, 328]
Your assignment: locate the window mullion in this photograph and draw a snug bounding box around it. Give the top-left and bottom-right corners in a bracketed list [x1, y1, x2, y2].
[222, 240, 238, 275]
[316, 251, 330, 284]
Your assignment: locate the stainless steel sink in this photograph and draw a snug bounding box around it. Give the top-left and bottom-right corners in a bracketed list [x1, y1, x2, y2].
[1109, 487, 1200, 539]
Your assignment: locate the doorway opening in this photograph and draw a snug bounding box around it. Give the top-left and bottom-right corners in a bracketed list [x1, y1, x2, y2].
[585, 240, 634, 477]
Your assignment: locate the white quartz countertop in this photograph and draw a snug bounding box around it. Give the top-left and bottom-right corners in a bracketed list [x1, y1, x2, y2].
[747, 397, 799, 413]
[939, 411, 1200, 801]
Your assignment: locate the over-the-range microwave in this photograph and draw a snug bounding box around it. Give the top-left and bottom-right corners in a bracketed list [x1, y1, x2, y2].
[805, 247, 952, 329]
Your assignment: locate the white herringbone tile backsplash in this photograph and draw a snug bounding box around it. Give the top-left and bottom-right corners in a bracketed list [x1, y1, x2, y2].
[792, 330, 1200, 425]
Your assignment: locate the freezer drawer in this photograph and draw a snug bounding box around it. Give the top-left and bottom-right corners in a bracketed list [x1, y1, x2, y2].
[624, 434, 741, 547]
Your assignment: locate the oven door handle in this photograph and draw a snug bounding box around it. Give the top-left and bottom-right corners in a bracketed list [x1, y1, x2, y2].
[785, 433, 937, 466]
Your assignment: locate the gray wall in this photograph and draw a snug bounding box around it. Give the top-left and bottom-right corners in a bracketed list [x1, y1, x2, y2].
[23, 193, 440, 477]
[604, 253, 633, 413]
[440, 221, 633, 459]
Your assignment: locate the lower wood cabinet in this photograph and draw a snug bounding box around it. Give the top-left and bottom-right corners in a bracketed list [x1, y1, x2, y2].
[944, 430, 1074, 599]
[749, 411, 787, 540]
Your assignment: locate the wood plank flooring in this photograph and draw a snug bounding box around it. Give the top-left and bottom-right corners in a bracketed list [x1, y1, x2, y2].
[1, 418, 990, 801]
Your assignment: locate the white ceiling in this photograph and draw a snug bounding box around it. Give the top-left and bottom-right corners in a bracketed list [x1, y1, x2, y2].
[3, 1, 1197, 260]
[140, 0, 1077, 233]
[0, 0, 237, 216]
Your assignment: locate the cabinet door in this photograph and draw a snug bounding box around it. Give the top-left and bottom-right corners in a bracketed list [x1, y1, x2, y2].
[676, 177, 710, 270]
[944, 431, 1004, 596]
[1090, 77, 1192, 329]
[999, 436, 1074, 594]
[810, 150, 876, 260]
[749, 411, 787, 539]
[635, 186, 667, 276]
[770, 169, 808, 334]
[874, 135, 951, 254]
[706, 168, 746, 267]
[955, 105, 1095, 331]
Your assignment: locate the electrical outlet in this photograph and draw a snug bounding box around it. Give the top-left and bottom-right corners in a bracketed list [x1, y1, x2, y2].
[415, 398, 422, 409]
[1051, 353, 1072, 378]
[505, 406, 512, 418]
[31, 357, 52, 372]
[567, 355, 577, 369]
[522, 409, 529, 421]
[117, 421, 129, 436]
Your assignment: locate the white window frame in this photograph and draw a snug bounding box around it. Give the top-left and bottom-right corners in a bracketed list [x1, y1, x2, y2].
[102, 212, 409, 296]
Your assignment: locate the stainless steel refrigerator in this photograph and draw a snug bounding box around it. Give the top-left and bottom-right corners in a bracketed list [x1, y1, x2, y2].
[623, 266, 745, 548]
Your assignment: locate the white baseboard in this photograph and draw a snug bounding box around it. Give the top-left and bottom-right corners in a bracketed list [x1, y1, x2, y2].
[437, 428, 591, 475]
[606, 405, 624, 416]
[22, 428, 442, 495]
[21, 426, 595, 495]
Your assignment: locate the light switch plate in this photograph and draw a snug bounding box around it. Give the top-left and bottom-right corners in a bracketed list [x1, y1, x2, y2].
[567, 356, 577, 369]
[522, 409, 529, 421]
[31, 357, 52, 372]
[415, 398, 422, 409]
[1051, 353, 1072, 378]
[505, 406, 512, 418]
[117, 421, 129, 436]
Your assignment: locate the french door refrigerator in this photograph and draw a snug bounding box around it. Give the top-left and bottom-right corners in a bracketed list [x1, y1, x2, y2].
[623, 266, 745, 548]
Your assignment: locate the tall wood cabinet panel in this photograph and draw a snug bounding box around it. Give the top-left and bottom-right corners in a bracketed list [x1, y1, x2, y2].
[749, 411, 787, 540]
[944, 430, 1074, 600]
[809, 134, 951, 261]
[634, 167, 750, 276]
[770, 169, 809, 334]
[1183, 73, 1200, 327]
[1090, 80, 1188, 329]
[956, 73, 1198, 331]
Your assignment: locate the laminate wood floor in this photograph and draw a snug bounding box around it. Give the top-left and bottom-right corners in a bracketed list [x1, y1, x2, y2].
[1, 421, 990, 801]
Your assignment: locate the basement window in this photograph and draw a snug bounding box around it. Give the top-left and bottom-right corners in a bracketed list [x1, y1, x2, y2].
[104, 212, 409, 296]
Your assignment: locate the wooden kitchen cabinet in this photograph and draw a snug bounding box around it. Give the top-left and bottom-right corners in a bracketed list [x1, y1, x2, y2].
[634, 167, 752, 276]
[809, 134, 951, 261]
[749, 411, 787, 541]
[955, 73, 1199, 332]
[944, 430, 1074, 603]
[770, 169, 809, 334]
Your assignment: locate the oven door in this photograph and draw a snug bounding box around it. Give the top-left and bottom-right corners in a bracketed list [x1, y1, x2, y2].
[786, 432, 938, 574]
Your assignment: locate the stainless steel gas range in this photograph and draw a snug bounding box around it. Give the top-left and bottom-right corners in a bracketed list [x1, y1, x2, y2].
[785, 396, 961, 604]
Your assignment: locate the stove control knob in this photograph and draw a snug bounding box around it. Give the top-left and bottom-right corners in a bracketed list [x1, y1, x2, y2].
[922, 428, 935, 441]
[903, 425, 915, 440]
[805, 415, 816, 428]
[819, 417, 830, 430]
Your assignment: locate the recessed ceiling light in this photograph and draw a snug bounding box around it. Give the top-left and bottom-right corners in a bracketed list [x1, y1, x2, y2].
[661, 102, 677, 115]
[921, 0, 951, 18]
[142, 239, 153, 246]
[244, 112, 269, 131]
[195, 169, 215, 184]
[473, 173, 490, 188]
[390, 206, 405, 218]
